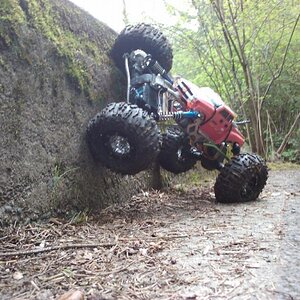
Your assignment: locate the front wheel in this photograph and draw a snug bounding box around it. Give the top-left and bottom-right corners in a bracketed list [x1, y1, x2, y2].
[214, 153, 268, 203]
[111, 23, 173, 73]
[86, 102, 160, 175]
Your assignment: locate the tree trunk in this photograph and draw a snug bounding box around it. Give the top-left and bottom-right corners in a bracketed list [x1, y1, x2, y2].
[276, 112, 300, 155]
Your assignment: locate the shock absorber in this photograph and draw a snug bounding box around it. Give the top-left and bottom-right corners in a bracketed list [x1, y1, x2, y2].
[147, 56, 173, 83]
[173, 111, 200, 121]
[124, 53, 130, 103]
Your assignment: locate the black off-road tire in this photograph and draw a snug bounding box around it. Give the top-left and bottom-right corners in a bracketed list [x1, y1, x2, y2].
[86, 102, 160, 175]
[111, 23, 173, 73]
[214, 153, 268, 203]
[158, 126, 197, 174]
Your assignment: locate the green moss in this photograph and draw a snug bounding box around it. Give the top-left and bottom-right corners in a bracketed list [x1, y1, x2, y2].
[267, 162, 300, 171]
[0, 0, 25, 45]
[0, 0, 25, 24]
[22, 0, 107, 99]
[1, 0, 114, 101]
[0, 56, 4, 67]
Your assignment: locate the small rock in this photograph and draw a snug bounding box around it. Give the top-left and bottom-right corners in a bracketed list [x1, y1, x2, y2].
[57, 290, 84, 300]
[170, 258, 177, 264]
[3, 205, 13, 212]
[13, 271, 23, 280]
[39, 240, 46, 249]
[271, 192, 281, 197]
[36, 289, 55, 300]
[127, 248, 138, 255]
[181, 292, 197, 299]
[139, 248, 148, 256]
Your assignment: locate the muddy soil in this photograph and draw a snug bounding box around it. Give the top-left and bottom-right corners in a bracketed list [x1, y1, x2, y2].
[0, 169, 299, 300]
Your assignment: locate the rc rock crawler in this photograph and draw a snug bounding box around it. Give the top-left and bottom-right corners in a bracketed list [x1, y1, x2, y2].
[86, 23, 268, 203]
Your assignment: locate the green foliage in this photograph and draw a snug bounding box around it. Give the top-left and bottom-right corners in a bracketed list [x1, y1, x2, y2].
[165, 0, 300, 161]
[280, 135, 300, 162]
[69, 209, 90, 224]
[281, 148, 299, 162]
[52, 163, 79, 190]
[268, 161, 300, 170]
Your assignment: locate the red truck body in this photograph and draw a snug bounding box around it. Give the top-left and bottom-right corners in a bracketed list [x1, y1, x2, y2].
[176, 79, 245, 147]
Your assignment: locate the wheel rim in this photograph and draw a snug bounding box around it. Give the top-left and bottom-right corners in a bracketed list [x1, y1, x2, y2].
[108, 135, 131, 157]
[177, 147, 186, 162]
[240, 173, 259, 201]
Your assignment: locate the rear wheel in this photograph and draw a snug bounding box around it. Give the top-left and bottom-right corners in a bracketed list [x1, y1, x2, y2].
[87, 102, 160, 175]
[158, 126, 197, 174]
[214, 153, 268, 203]
[111, 23, 173, 73]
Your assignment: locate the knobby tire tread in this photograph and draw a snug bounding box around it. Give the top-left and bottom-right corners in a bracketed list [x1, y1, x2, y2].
[159, 125, 196, 174]
[111, 23, 173, 73]
[214, 153, 268, 203]
[87, 102, 160, 175]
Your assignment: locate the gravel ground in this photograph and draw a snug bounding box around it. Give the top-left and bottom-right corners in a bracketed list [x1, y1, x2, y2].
[0, 169, 299, 300]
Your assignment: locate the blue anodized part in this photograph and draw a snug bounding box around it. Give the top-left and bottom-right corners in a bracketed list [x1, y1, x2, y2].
[181, 111, 199, 118]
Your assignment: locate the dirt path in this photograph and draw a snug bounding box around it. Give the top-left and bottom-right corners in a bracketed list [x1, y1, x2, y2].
[0, 169, 299, 300]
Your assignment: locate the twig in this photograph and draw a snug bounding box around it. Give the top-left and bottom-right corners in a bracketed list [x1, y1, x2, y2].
[261, 13, 300, 107]
[267, 289, 294, 299]
[0, 242, 115, 257]
[97, 261, 136, 276]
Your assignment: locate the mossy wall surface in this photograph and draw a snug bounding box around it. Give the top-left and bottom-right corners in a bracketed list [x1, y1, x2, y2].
[0, 0, 152, 224]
